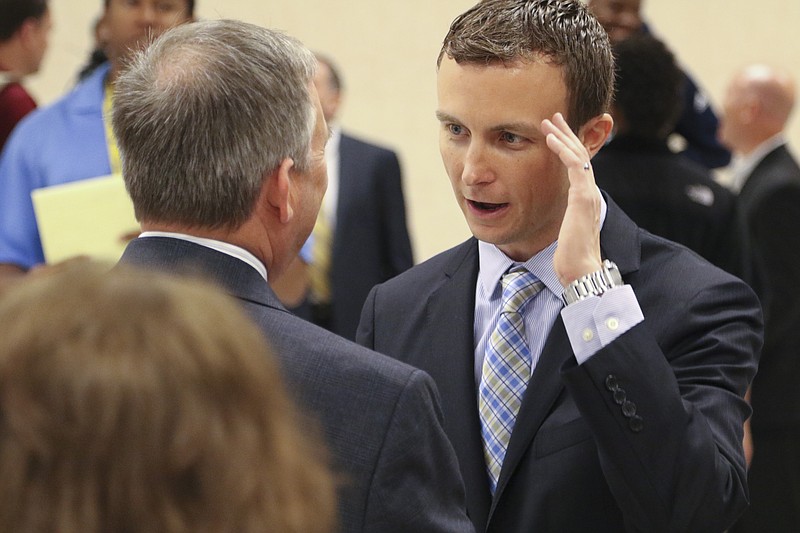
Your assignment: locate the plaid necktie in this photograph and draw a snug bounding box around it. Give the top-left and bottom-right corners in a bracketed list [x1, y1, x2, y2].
[479, 266, 544, 494]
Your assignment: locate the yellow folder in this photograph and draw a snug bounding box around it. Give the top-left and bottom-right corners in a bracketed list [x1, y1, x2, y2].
[31, 174, 140, 264]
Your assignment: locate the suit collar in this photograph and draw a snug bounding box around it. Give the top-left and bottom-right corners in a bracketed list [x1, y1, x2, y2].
[119, 236, 285, 311]
[599, 192, 641, 276]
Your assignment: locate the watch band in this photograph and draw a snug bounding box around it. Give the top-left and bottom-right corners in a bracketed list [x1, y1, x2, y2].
[561, 259, 623, 305]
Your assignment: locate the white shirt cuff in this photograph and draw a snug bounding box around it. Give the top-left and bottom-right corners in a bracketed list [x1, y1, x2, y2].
[560, 285, 644, 364]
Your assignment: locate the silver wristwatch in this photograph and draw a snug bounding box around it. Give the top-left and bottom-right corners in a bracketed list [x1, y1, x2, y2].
[561, 259, 623, 305]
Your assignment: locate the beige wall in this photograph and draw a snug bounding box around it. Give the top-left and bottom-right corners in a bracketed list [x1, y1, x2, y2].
[28, 0, 800, 262]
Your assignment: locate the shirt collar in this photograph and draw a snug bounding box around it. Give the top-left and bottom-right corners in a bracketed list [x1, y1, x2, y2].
[478, 189, 607, 298]
[730, 133, 786, 192]
[138, 231, 268, 281]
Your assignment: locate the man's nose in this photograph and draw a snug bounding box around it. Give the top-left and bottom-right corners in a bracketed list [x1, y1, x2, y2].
[461, 142, 495, 186]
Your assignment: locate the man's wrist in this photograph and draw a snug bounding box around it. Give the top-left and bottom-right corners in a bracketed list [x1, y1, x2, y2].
[562, 260, 623, 305]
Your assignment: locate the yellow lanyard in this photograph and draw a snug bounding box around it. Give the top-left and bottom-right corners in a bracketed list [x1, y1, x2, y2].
[102, 80, 122, 175]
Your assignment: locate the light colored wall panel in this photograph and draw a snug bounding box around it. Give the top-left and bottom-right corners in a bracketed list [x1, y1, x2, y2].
[26, 0, 800, 262]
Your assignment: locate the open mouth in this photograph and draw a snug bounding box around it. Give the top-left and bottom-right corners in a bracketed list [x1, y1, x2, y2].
[469, 200, 508, 212]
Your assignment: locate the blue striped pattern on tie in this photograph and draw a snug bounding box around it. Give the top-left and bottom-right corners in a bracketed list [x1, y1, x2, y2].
[478, 266, 543, 494]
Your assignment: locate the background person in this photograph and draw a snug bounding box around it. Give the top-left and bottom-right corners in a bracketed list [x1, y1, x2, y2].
[586, 0, 731, 170]
[0, 0, 194, 288]
[0, 263, 336, 533]
[592, 34, 751, 281]
[0, 0, 51, 149]
[288, 53, 414, 341]
[719, 64, 800, 533]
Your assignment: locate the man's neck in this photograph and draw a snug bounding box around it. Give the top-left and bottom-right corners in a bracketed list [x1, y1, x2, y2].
[139, 221, 274, 271]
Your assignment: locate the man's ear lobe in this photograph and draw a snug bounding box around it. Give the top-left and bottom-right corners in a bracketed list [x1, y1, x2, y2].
[265, 158, 295, 224]
[580, 113, 614, 157]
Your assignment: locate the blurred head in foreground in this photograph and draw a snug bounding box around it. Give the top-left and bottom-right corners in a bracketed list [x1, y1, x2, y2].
[0, 264, 336, 533]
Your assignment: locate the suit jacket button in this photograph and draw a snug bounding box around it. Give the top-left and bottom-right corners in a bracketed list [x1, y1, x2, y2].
[613, 389, 626, 405]
[629, 415, 644, 433]
[622, 400, 637, 417]
[605, 375, 619, 391]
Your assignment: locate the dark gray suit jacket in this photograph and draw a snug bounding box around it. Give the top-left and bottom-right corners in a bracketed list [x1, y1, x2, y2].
[119, 237, 473, 533]
[357, 198, 761, 532]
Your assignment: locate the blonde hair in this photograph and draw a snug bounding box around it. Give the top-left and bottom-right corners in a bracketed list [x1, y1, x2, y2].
[0, 263, 336, 533]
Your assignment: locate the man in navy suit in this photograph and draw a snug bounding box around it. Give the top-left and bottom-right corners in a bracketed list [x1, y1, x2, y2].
[357, 1, 761, 531]
[721, 64, 800, 533]
[112, 19, 472, 533]
[293, 53, 413, 341]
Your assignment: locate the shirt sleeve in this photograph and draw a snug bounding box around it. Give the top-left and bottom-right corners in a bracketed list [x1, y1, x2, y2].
[560, 285, 644, 364]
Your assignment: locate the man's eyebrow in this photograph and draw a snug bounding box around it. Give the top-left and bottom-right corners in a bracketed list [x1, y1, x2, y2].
[435, 111, 459, 123]
[492, 121, 539, 134]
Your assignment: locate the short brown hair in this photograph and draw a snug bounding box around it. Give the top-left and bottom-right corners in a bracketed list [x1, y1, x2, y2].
[439, 0, 614, 130]
[0, 264, 335, 533]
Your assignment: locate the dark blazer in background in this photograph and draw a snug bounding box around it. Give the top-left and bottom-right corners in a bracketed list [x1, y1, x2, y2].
[593, 135, 751, 283]
[731, 144, 800, 533]
[119, 237, 473, 533]
[735, 144, 800, 433]
[305, 133, 414, 341]
[358, 198, 761, 532]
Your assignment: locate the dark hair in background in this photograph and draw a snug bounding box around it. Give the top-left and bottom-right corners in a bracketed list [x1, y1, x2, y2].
[0, 0, 48, 42]
[612, 34, 685, 140]
[103, 0, 195, 16]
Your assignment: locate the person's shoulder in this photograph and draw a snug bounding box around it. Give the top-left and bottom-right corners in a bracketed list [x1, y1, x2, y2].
[341, 131, 398, 157]
[252, 304, 427, 388]
[380, 238, 476, 291]
[0, 82, 35, 107]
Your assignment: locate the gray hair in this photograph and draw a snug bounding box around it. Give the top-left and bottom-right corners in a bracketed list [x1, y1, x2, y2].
[113, 19, 317, 229]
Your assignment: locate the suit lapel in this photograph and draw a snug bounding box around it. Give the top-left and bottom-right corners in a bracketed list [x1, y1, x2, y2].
[423, 240, 494, 530]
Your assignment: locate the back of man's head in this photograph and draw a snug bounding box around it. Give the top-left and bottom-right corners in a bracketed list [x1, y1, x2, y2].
[113, 19, 316, 231]
[440, 0, 614, 131]
[0, 0, 48, 43]
[612, 34, 684, 140]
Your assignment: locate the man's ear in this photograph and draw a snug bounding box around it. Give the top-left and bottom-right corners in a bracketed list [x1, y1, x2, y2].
[579, 113, 614, 157]
[265, 158, 295, 224]
[17, 18, 39, 48]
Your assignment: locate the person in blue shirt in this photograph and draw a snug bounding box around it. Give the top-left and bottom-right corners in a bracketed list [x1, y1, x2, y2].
[0, 0, 194, 290]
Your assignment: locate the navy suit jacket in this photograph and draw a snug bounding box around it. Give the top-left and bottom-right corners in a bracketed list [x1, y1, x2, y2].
[737, 144, 800, 433]
[357, 198, 762, 532]
[119, 237, 473, 533]
[325, 133, 414, 340]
